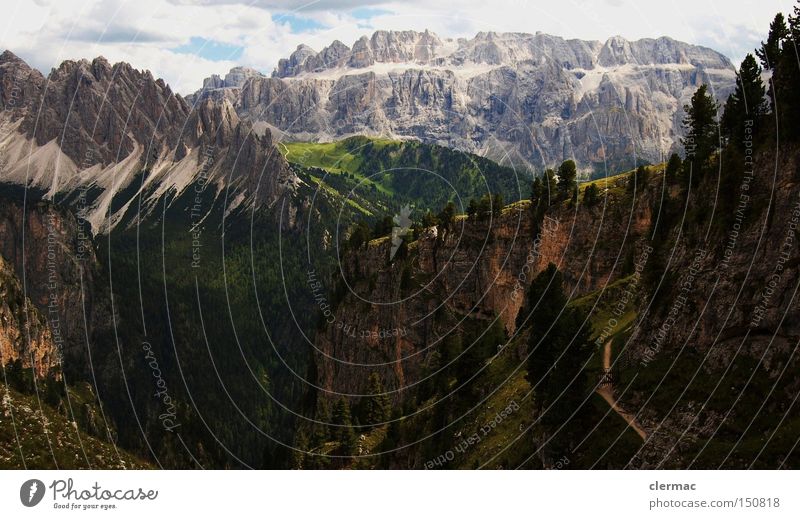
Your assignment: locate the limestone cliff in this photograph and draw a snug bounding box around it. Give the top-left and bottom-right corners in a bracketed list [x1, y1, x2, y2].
[0, 254, 58, 378]
[0, 197, 107, 380]
[197, 30, 737, 173]
[315, 171, 655, 400]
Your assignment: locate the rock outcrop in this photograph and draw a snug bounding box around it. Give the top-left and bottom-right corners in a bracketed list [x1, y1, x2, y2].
[187, 66, 264, 106]
[0, 197, 107, 380]
[0, 254, 59, 378]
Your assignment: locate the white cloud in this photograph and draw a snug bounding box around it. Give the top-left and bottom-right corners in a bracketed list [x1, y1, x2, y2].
[0, 0, 792, 94]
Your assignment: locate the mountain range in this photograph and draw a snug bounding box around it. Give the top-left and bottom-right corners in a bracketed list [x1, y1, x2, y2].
[192, 30, 736, 175]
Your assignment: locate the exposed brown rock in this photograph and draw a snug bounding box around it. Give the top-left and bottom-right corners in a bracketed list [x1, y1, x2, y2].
[0, 253, 58, 378]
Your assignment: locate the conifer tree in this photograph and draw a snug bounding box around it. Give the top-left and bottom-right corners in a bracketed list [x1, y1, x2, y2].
[530, 177, 544, 206]
[681, 85, 719, 183]
[492, 193, 504, 216]
[721, 54, 766, 145]
[775, 4, 800, 136]
[522, 264, 591, 451]
[364, 372, 390, 427]
[665, 153, 682, 184]
[331, 398, 358, 455]
[557, 160, 577, 201]
[467, 198, 478, 219]
[756, 13, 788, 70]
[583, 183, 600, 207]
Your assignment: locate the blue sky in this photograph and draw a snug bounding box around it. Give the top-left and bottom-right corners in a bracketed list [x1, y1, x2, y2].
[173, 37, 244, 61]
[0, 0, 792, 93]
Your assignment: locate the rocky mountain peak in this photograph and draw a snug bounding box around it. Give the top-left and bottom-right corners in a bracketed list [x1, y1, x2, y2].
[17, 55, 189, 169]
[274, 43, 319, 77]
[0, 49, 25, 65]
[0, 50, 44, 111]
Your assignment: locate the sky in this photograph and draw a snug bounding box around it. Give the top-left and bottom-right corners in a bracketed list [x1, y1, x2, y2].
[0, 0, 793, 94]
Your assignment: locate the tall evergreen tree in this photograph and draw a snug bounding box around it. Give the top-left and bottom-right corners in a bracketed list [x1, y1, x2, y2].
[681, 84, 719, 183]
[774, 3, 800, 137]
[583, 183, 600, 207]
[492, 193, 504, 215]
[331, 398, 358, 455]
[530, 176, 548, 224]
[467, 198, 478, 219]
[544, 168, 558, 204]
[522, 264, 592, 453]
[756, 13, 788, 70]
[665, 153, 682, 184]
[557, 160, 577, 201]
[530, 177, 544, 206]
[364, 372, 390, 427]
[436, 201, 456, 233]
[628, 165, 649, 193]
[721, 54, 767, 145]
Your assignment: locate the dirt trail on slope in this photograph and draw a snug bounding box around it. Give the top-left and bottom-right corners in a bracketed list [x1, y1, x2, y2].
[596, 341, 647, 441]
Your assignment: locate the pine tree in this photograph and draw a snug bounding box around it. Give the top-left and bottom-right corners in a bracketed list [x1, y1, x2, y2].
[583, 183, 600, 207]
[492, 193, 504, 216]
[522, 264, 591, 452]
[544, 168, 558, 204]
[530, 176, 547, 224]
[524, 264, 568, 395]
[774, 4, 800, 137]
[476, 194, 492, 219]
[681, 84, 719, 183]
[467, 198, 478, 219]
[665, 153, 682, 184]
[437, 201, 456, 233]
[530, 177, 544, 206]
[364, 372, 390, 427]
[331, 398, 357, 455]
[756, 13, 788, 70]
[721, 54, 766, 146]
[348, 220, 371, 249]
[557, 160, 577, 201]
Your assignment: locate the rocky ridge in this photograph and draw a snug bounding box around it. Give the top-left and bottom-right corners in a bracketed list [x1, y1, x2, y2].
[0, 50, 295, 234]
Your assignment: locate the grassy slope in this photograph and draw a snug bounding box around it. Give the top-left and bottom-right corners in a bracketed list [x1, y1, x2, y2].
[280, 136, 530, 222]
[1, 385, 149, 469]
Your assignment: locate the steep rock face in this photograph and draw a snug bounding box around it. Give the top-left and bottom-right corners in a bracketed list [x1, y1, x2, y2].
[222, 30, 736, 172]
[175, 97, 296, 208]
[315, 177, 654, 400]
[0, 254, 58, 378]
[0, 50, 45, 115]
[188, 66, 265, 105]
[0, 197, 108, 379]
[21, 56, 189, 168]
[625, 147, 800, 468]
